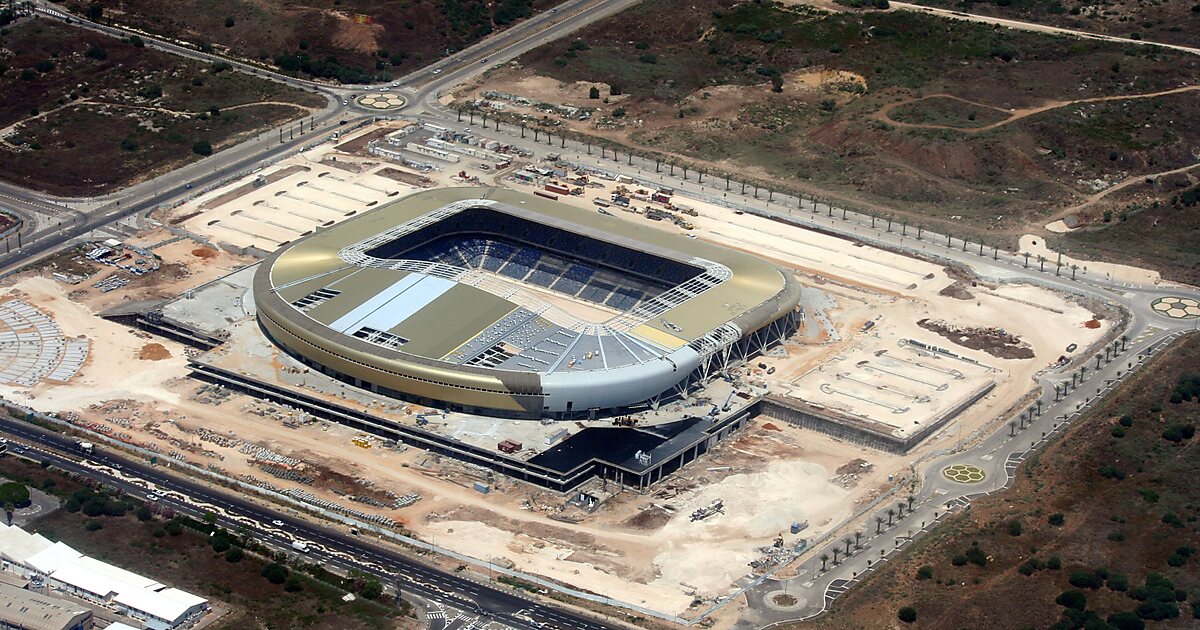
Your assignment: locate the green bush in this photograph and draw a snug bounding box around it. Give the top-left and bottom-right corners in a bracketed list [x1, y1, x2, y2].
[915, 566, 933, 580]
[1107, 573, 1129, 592]
[1048, 513, 1065, 526]
[211, 537, 232, 553]
[1107, 612, 1144, 630]
[965, 544, 988, 566]
[897, 606, 917, 623]
[84, 520, 102, 532]
[261, 562, 289, 585]
[1047, 556, 1062, 570]
[1069, 570, 1103, 589]
[85, 46, 107, 60]
[1007, 520, 1023, 536]
[192, 140, 213, 156]
[135, 506, 153, 521]
[224, 547, 244, 563]
[165, 520, 183, 536]
[284, 575, 303, 592]
[1056, 590, 1087, 611]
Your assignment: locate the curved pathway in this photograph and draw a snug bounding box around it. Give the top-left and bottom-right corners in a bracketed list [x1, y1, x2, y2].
[875, 85, 1200, 133]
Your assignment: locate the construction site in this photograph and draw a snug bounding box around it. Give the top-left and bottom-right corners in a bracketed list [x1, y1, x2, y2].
[0, 119, 1120, 619]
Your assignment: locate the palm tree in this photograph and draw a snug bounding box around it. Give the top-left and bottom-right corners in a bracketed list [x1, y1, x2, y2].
[843, 537, 853, 556]
[832, 548, 841, 565]
[1120, 335, 1129, 351]
[1070, 264, 1079, 280]
[1036, 400, 1042, 416]
[1009, 421, 1017, 436]
[820, 554, 829, 571]
[1023, 252, 1031, 268]
[906, 495, 915, 512]
[897, 501, 906, 517]
[1038, 255, 1046, 272]
[916, 223, 923, 239]
[887, 508, 896, 526]
[1080, 366, 1088, 381]
[875, 516, 884, 534]
[854, 531, 863, 549]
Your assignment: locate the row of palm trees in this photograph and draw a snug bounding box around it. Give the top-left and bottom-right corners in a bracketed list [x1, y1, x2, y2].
[1052, 335, 1130, 401]
[818, 494, 917, 572]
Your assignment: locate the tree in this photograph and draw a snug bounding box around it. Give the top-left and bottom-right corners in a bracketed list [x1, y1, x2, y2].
[224, 546, 244, 563]
[1056, 590, 1087, 611]
[85, 2, 103, 20]
[0, 483, 30, 514]
[128, 36, 145, 48]
[224, 16, 235, 28]
[360, 578, 383, 600]
[1007, 520, 1023, 536]
[819, 554, 829, 571]
[85, 46, 108, 60]
[210, 537, 232, 553]
[589, 86, 600, 99]
[192, 140, 213, 156]
[135, 505, 153, 521]
[1070, 570, 1103, 589]
[1048, 513, 1065, 526]
[898, 606, 917, 623]
[916, 566, 933, 580]
[284, 575, 303, 592]
[262, 562, 289, 584]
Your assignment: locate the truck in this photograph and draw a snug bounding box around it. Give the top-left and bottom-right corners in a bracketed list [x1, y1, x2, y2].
[291, 540, 309, 553]
[76, 441, 94, 454]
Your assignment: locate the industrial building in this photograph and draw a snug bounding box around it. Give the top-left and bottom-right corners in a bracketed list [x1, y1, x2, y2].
[0, 582, 92, 630]
[254, 187, 802, 419]
[0, 525, 207, 630]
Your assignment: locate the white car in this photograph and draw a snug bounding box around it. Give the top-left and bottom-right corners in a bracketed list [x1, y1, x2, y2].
[432, 69, 442, 75]
[271, 520, 284, 527]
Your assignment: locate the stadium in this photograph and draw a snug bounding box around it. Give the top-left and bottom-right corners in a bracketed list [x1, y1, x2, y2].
[254, 187, 802, 419]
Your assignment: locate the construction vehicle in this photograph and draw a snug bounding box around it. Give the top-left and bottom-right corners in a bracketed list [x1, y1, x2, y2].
[690, 499, 725, 522]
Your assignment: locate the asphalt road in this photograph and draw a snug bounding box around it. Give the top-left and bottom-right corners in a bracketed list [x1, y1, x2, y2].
[0, 415, 618, 630]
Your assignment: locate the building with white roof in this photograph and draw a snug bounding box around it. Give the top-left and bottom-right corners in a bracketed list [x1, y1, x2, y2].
[0, 526, 207, 630]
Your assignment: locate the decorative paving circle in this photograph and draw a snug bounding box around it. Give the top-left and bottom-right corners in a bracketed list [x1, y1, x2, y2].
[762, 589, 807, 612]
[1150, 296, 1200, 320]
[356, 93, 406, 110]
[942, 464, 986, 484]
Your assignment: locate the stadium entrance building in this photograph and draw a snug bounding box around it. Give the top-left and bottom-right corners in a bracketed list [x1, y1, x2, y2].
[255, 188, 801, 419]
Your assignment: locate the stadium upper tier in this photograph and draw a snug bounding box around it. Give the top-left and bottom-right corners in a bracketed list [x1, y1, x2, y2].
[254, 187, 801, 418]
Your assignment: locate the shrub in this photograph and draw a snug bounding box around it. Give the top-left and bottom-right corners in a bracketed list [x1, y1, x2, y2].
[1069, 570, 1103, 589]
[1107, 573, 1129, 592]
[1176, 546, 1196, 558]
[589, 86, 600, 99]
[19, 69, 34, 81]
[135, 506, 153, 521]
[224, 16, 235, 28]
[897, 606, 917, 623]
[360, 578, 383, 600]
[224, 547, 244, 562]
[1108, 530, 1126, 542]
[1162, 512, 1184, 528]
[1047, 556, 1062, 570]
[1007, 520, 1023, 536]
[81, 499, 106, 517]
[85, 46, 107, 60]
[165, 520, 183, 536]
[1056, 590, 1087, 611]
[84, 520, 102, 532]
[1119, 415, 1134, 427]
[192, 140, 213, 156]
[1048, 513, 1065, 526]
[951, 554, 967, 566]
[284, 575, 303, 592]
[211, 537, 232, 553]
[128, 35, 145, 48]
[612, 107, 626, 119]
[638, 53, 657, 64]
[261, 562, 288, 584]
[965, 544, 988, 566]
[1098, 464, 1126, 480]
[1107, 612, 1145, 630]
[915, 566, 933, 580]
[35, 60, 54, 73]
[1167, 554, 1186, 567]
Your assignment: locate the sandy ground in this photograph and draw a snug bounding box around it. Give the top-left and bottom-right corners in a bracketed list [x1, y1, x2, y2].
[1020, 234, 1161, 285]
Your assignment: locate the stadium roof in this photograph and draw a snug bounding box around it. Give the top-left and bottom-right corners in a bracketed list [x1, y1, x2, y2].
[255, 187, 800, 415]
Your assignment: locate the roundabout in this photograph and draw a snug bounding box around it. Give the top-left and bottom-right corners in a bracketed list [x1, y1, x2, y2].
[356, 93, 407, 111]
[1150, 296, 1200, 320]
[942, 464, 986, 484]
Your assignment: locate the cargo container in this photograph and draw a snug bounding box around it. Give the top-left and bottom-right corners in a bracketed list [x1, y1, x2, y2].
[534, 190, 559, 200]
[545, 183, 571, 195]
[498, 439, 522, 454]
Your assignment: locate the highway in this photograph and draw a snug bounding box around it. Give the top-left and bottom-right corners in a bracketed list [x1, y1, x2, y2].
[0, 415, 617, 630]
